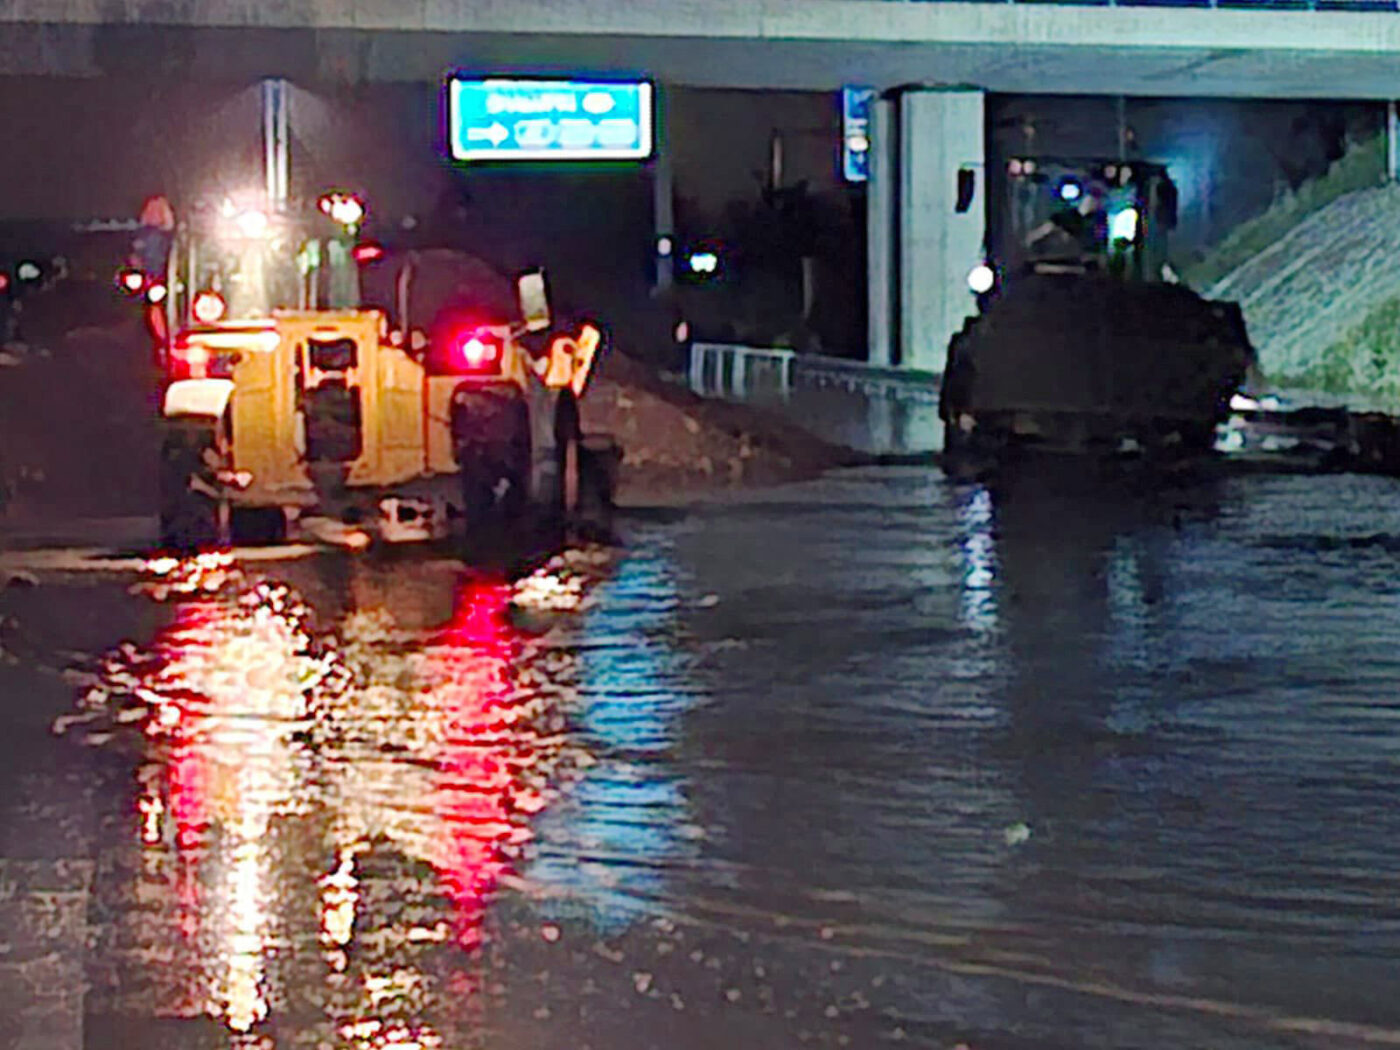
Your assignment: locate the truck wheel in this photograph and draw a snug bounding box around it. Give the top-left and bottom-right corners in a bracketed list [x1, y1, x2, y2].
[458, 460, 499, 536]
[158, 418, 225, 551]
[941, 423, 978, 480]
[500, 402, 532, 521]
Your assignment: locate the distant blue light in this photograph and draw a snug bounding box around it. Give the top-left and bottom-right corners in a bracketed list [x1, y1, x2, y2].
[842, 85, 874, 183]
[1059, 180, 1082, 203]
[688, 251, 718, 275]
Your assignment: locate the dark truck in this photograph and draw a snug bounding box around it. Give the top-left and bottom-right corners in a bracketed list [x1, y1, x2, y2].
[941, 157, 1255, 463]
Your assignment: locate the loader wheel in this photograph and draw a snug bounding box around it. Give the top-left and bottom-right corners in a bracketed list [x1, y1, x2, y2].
[452, 390, 531, 536]
[458, 460, 499, 537]
[158, 418, 225, 551]
[548, 393, 582, 522]
[229, 507, 287, 546]
[576, 435, 620, 536]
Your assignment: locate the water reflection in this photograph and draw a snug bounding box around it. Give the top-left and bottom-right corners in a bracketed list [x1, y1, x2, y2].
[989, 462, 1220, 744]
[955, 484, 999, 637]
[67, 550, 627, 1042]
[977, 462, 1237, 1035]
[35, 469, 1400, 1047]
[527, 543, 705, 932]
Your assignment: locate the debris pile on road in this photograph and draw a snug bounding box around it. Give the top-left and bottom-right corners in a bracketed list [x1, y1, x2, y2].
[580, 351, 860, 503]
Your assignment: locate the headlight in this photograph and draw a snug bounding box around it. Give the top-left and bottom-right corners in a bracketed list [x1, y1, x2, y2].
[967, 264, 995, 295]
[193, 291, 227, 324]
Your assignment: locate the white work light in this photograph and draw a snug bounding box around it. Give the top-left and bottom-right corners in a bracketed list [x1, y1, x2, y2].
[1109, 207, 1139, 242]
[967, 264, 995, 295]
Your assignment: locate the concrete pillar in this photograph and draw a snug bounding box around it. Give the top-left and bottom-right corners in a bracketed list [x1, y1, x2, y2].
[898, 88, 985, 374]
[652, 84, 674, 295]
[866, 97, 896, 367]
[1389, 100, 1399, 183]
[261, 78, 289, 210]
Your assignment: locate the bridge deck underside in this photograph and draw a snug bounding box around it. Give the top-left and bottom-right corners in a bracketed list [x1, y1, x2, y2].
[2, 19, 1400, 97]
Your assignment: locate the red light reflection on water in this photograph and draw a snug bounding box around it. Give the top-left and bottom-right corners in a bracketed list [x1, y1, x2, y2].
[85, 565, 586, 1034]
[424, 579, 533, 947]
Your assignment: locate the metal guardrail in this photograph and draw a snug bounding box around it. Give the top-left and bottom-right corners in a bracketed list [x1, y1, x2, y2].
[796, 354, 943, 405]
[689, 343, 941, 404]
[690, 343, 797, 398]
[687, 344, 947, 455]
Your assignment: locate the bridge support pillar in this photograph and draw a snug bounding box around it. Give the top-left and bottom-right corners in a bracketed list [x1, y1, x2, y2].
[261, 78, 289, 210]
[867, 97, 897, 368]
[868, 87, 984, 374]
[652, 83, 675, 295]
[898, 87, 984, 374]
[1389, 100, 1399, 183]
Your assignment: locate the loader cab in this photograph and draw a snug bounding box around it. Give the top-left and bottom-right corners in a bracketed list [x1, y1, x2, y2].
[161, 196, 362, 340]
[994, 157, 1178, 286]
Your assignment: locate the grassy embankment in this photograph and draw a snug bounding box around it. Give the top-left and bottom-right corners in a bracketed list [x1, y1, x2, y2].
[1185, 135, 1400, 400]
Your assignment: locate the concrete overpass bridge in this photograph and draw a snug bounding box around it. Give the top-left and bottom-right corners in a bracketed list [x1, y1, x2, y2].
[7, 0, 1400, 97]
[7, 0, 1400, 373]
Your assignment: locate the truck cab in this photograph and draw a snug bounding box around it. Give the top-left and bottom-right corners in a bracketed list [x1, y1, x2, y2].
[942, 157, 1252, 464]
[975, 157, 1179, 299]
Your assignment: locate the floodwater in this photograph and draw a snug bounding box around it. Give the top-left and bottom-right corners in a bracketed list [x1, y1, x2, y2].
[6, 464, 1400, 1048]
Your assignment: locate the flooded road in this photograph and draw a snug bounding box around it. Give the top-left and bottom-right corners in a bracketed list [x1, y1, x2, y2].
[6, 464, 1400, 1048]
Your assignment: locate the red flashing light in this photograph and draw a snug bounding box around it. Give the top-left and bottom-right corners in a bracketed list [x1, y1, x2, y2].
[0, 273, 9, 294]
[449, 328, 503, 374]
[168, 337, 235, 381]
[352, 241, 385, 265]
[118, 268, 145, 295]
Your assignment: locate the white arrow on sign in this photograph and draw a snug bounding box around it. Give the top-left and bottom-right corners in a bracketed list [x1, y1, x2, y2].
[467, 122, 509, 147]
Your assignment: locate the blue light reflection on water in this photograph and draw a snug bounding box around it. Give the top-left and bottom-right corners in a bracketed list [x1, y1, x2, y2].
[526, 533, 706, 932]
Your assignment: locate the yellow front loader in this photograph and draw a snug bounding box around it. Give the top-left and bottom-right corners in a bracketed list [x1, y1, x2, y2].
[155, 196, 614, 550]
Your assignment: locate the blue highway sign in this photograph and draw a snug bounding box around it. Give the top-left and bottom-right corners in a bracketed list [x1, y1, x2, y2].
[842, 86, 875, 183]
[449, 78, 654, 162]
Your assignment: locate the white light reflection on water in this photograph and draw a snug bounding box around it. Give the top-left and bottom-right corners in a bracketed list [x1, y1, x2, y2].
[957, 485, 999, 636]
[130, 583, 325, 1033]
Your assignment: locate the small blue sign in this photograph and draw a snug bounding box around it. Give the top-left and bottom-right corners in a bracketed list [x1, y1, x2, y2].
[842, 86, 875, 183]
[449, 78, 654, 162]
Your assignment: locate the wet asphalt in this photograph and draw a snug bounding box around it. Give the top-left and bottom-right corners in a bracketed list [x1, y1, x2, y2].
[5, 464, 1400, 1049]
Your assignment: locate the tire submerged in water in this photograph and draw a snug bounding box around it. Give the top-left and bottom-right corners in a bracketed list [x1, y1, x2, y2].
[159, 418, 289, 550]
